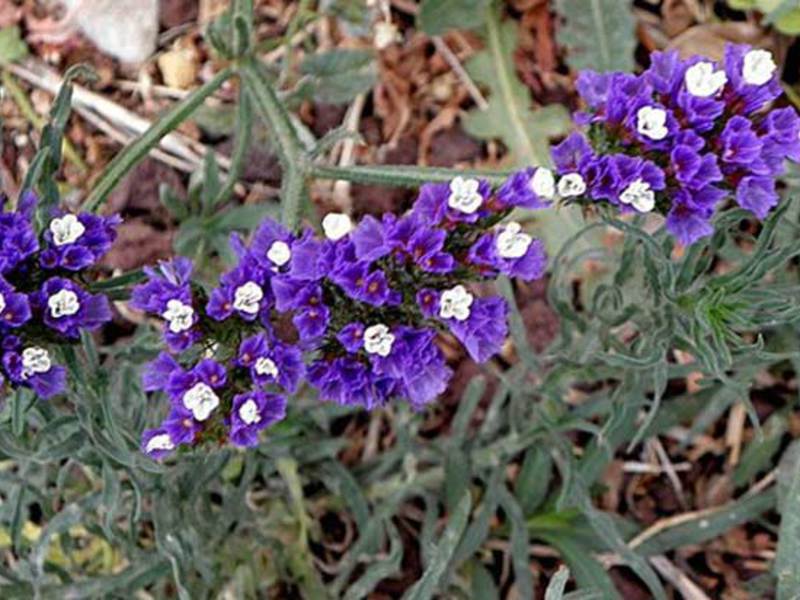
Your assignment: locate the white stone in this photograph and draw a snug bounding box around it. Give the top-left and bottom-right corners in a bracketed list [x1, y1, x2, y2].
[363, 324, 395, 357]
[48, 289, 80, 318]
[49, 214, 85, 246]
[620, 179, 656, 213]
[0, 292, 5, 315]
[21, 347, 51, 379]
[636, 106, 668, 141]
[162, 299, 194, 333]
[233, 282, 264, 315]
[182, 382, 219, 421]
[145, 433, 174, 454]
[447, 177, 483, 214]
[239, 398, 262, 425]
[439, 285, 473, 321]
[530, 167, 555, 200]
[496, 222, 532, 259]
[684, 62, 727, 97]
[743, 49, 777, 86]
[322, 213, 353, 241]
[254, 356, 279, 379]
[557, 173, 587, 198]
[267, 240, 291, 267]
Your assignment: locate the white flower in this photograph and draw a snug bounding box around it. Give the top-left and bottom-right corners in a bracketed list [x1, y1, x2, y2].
[238, 398, 262, 425]
[684, 62, 727, 97]
[254, 356, 279, 379]
[363, 324, 395, 357]
[636, 106, 668, 141]
[233, 282, 264, 315]
[496, 222, 532, 259]
[21, 347, 51, 379]
[743, 49, 776, 86]
[162, 299, 194, 333]
[322, 213, 353, 241]
[619, 179, 656, 213]
[49, 214, 86, 246]
[447, 177, 483, 214]
[530, 167, 555, 200]
[48, 289, 80, 318]
[0, 292, 5, 315]
[182, 383, 220, 421]
[267, 240, 291, 267]
[557, 173, 586, 198]
[145, 433, 175, 454]
[439, 285, 473, 321]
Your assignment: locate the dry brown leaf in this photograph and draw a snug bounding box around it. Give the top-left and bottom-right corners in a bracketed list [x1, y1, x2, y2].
[667, 22, 772, 60]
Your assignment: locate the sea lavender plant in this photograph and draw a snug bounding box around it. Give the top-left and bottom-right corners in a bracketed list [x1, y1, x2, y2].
[0, 192, 119, 398]
[132, 178, 547, 458]
[513, 44, 800, 246]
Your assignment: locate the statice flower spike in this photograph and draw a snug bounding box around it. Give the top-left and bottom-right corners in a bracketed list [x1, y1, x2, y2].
[540, 43, 800, 246]
[138, 169, 551, 457]
[0, 192, 118, 400]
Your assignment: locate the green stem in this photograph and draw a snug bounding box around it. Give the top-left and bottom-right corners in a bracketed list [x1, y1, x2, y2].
[83, 65, 236, 213]
[240, 57, 303, 167]
[241, 57, 307, 229]
[309, 164, 512, 189]
[213, 85, 253, 205]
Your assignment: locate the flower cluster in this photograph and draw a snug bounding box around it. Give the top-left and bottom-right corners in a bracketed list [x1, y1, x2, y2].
[517, 44, 800, 245]
[0, 192, 119, 398]
[133, 176, 548, 458]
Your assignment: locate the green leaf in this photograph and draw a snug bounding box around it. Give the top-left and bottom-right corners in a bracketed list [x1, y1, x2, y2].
[555, 0, 636, 72]
[775, 441, 800, 598]
[634, 489, 776, 556]
[300, 49, 377, 104]
[0, 27, 28, 63]
[545, 566, 570, 600]
[403, 491, 472, 600]
[418, 0, 491, 35]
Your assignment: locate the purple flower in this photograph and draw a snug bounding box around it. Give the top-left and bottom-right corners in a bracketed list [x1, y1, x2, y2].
[469, 222, 547, 281]
[0, 277, 31, 328]
[496, 167, 555, 210]
[330, 262, 395, 306]
[2, 346, 66, 399]
[723, 44, 782, 114]
[671, 146, 723, 190]
[720, 116, 764, 169]
[367, 326, 453, 409]
[130, 258, 199, 351]
[237, 333, 304, 393]
[308, 356, 396, 410]
[37, 278, 112, 338]
[351, 215, 392, 262]
[552, 132, 595, 174]
[0, 199, 39, 275]
[435, 286, 508, 363]
[142, 352, 181, 393]
[287, 229, 331, 282]
[40, 212, 121, 271]
[249, 218, 295, 272]
[162, 406, 203, 446]
[412, 177, 492, 224]
[141, 427, 177, 459]
[736, 175, 779, 219]
[166, 359, 227, 422]
[229, 390, 286, 447]
[337, 322, 365, 353]
[207, 258, 271, 322]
